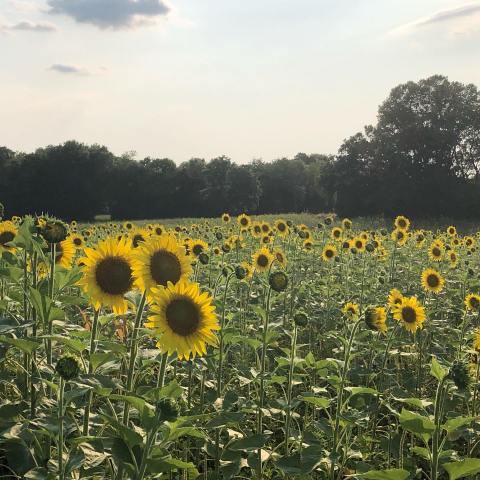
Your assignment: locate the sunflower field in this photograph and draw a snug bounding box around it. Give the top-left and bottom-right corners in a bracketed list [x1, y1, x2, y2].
[1, 213, 480, 480]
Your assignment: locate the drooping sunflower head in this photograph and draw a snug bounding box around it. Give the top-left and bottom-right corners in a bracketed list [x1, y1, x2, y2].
[145, 280, 218, 360]
[189, 239, 209, 258]
[387, 288, 404, 310]
[252, 247, 274, 272]
[0, 221, 18, 252]
[393, 296, 426, 333]
[365, 307, 387, 334]
[465, 293, 480, 312]
[237, 214, 251, 230]
[394, 215, 410, 231]
[421, 268, 445, 294]
[342, 302, 359, 320]
[133, 234, 192, 295]
[322, 244, 337, 262]
[78, 237, 135, 314]
[130, 228, 150, 249]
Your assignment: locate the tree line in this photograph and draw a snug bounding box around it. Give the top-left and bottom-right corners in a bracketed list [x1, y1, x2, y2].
[1, 75, 479, 221]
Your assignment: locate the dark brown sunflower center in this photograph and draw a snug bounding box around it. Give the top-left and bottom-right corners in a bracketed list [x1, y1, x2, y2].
[402, 306, 416, 323]
[240, 218, 248, 226]
[325, 249, 334, 258]
[192, 244, 204, 256]
[261, 224, 269, 232]
[150, 250, 182, 286]
[155, 228, 163, 235]
[432, 247, 441, 257]
[348, 307, 355, 314]
[278, 223, 286, 232]
[132, 234, 145, 248]
[95, 256, 133, 295]
[254, 226, 261, 233]
[0, 231, 15, 245]
[73, 238, 82, 246]
[398, 219, 406, 228]
[257, 254, 269, 268]
[470, 297, 480, 309]
[355, 241, 362, 248]
[166, 298, 200, 336]
[427, 274, 439, 288]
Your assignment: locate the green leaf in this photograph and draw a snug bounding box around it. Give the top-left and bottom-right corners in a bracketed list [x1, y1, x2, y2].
[399, 409, 435, 441]
[206, 411, 244, 428]
[42, 335, 85, 354]
[229, 434, 267, 451]
[0, 335, 41, 354]
[430, 356, 447, 381]
[443, 459, 480, 480]
[360, 468, 410, 480]
[3, 437, 36, 475]
[299, 395, 331, 409]
[345, 386, 379, 396]
[442, 416, 475, 433]
[147, 456, 199, 478]
[144, 380, 183, 401]
[90, 352, 116, 372]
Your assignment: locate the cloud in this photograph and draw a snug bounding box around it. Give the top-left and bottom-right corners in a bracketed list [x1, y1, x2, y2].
[49, 64, 90, 75]
[47, 0, 170, 29]
[8, 21, 57, 32]
[390, 3, 480, 36]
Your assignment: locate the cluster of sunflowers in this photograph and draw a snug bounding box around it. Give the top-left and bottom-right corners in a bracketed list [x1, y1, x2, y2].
[1, 211, 480, 479]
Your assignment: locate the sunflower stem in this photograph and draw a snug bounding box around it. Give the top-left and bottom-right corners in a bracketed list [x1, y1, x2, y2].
[123, 291, 147, 425]
[156, 352, 168, 388]
[58, 376, 65, 480]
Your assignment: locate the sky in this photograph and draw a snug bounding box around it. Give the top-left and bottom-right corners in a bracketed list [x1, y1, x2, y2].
[1, 0, 479, 164]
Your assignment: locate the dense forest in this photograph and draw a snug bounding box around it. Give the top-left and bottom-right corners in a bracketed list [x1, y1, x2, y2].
[1, 75, 479, 220]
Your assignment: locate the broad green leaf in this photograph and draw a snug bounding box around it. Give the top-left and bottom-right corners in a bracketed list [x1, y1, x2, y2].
[229, 434, 267, 451]
[0, 335, 40, 354]
[360, 468, 410, 480]
[345, 386, 379, 396]
[299, 395, 331, 409]
[399, 409, 435, 441]
[442, 416, 475, 433]
[443, 458, 480, 480]
[430, 356, 447, 381]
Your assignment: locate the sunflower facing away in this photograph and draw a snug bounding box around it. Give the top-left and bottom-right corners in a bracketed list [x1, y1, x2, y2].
[0, 221, 18, 251]
[393, 296, 426, 333]
[365, 307, 387, 334]
[252, 247, 274, 272]
[421, 268, 445, 294]
[78, 237, 135, 314]
[145, 280, 219, 360]
[133, 234, 192, 296]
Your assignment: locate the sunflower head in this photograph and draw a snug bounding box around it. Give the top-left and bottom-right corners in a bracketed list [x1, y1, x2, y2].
[394, 215, 410, 231]
[237, 214, 251, 230]
[252, 247, 274, 272]
[342, 302, 359, 319]
[39, 218, 68, 244]
[342, 218, 352, 229]
[365, 307, 387, 334]
[145, 280, 218, 360]
[189, 239, 209, 258]
[56, 354, 81, 381]
[275, 219, 289, 236]
[221, 213, 231, 223]
[421, 268, 444, 294]
[393, 296, 426, 333]
[130, 228, 150, 249]
[391, 228, 407, 246]
[269, 271, 289, 292]
[447, 226, 457, 237]
[322, 244, 337, 261]
[0, 221, 18, 251]
[465, 293, 480, 312]
[428, 242, 444, 261]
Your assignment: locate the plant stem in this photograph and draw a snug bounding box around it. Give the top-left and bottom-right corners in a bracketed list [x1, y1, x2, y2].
[58, 376, 65, 480]
[285, 324, 298, 454]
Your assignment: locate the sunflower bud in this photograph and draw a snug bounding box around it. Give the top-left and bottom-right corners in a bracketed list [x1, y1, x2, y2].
[286, 220, 293, 227]
[215, 231, 223, 241]
[449, 361, 470, 391]
[222, 243, 231, 253]
[235, 265, 246, 280]
[294, 312, 308, 327]
[55, 354, 81, 381]
[199, 253, 209, 265]
[366, 243, 375, 253]
[156, 398, 179, 423]
[40, 219, 68, 243]
[269, 271, 288, 292]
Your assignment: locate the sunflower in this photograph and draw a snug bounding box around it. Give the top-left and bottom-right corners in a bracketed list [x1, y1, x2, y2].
[421, 268, 444, 294]
[261, 222, 271, 234]
[0, 221, 18, 251]
[342, 218, 352, 229]
[473, 329, 480, 352]
[252, 247, 274, 272]
[145, 280, 218, 360]
[241, 261, 253, 279]
[275, 219, 289, 237]
[132, 234, 192, 295]
[322, 244, 337, 261]
[70, 233, 85, 249]
[152, 224, 165, 236]
[352, 237, 366, 252]
[78, 237, 135, 314]
[189, 239, 209, 258]
[465, 293, 480, 312]
[303, 239, 313, 252]
[365, 307, 387, 334]
[237, 214, 251, 230]
[391, 228, 407, 246]
[221, 213, 231, 223]
[129, 228, 150, 249]
[464, 236, 475, 248]
[123, 221, 134, 231]
[342, 302, 359, 319]
[331, 227, 343, 240]
[428, 242, 444, 262]
[387, 288, 403, 310]
[447, 226, 457, 237]
[273, 249, 287, 268]
[448, 250, 458, 267]
[394, 215, 410, 231]
[55, 238, 76, 269]
[251, 222, 263, 238]
[415, 231, 426, 247]
[393, 296, 426, 333]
